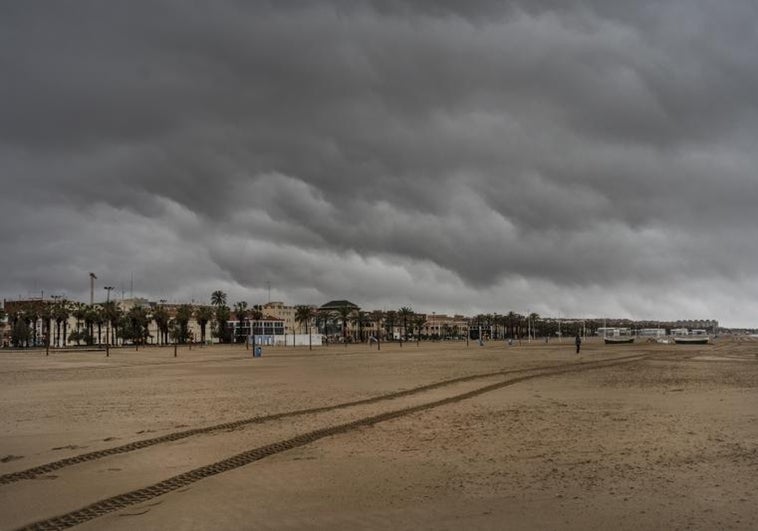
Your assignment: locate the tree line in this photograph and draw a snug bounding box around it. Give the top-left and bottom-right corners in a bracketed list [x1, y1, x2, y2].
[2, 292, 694, 349]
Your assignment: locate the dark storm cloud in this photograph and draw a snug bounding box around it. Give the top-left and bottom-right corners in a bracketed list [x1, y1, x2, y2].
[2, 1, 758, 326]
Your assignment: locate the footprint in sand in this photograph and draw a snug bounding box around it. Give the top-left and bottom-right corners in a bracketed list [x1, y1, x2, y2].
[1, 454, 24, 463]
[51, 445, 83, 451]
[103, 437, 118, 441]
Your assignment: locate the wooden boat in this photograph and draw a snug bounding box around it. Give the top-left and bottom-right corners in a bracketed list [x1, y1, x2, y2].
[604, 336, 634, 344]
[673, 336, 709, 345]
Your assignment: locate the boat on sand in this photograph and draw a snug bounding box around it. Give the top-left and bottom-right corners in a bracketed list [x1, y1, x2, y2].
[673, 336, 709, 345]
[604, 336, 634, 344]
[673, 329, 710, 345]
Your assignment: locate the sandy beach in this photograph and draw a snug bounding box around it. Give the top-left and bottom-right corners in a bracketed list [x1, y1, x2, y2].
[1, 338, 757, 530]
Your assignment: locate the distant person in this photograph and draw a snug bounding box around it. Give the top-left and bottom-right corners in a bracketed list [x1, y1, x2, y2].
[575, 333, 582, 354]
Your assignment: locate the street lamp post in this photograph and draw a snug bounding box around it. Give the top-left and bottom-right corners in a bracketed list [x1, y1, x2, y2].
[104, 286, 114, 356]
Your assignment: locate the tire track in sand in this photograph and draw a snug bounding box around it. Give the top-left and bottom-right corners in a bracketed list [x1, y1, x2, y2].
[15, 354, 647, 531]
[0, 353, 645, 486]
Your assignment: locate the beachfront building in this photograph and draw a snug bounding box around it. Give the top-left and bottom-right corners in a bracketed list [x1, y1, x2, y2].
[596, 327, 632, 337]
[423, 313, 470, 339]
[262, 301, 296, 334]
[227, 317, 285, 344]
[638, 328, 667, 337]
[672, 320, 719, 333]
[317, 300, 359, 341]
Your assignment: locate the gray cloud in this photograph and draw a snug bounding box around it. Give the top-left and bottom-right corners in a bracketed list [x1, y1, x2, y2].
[2, 1, 758, 326]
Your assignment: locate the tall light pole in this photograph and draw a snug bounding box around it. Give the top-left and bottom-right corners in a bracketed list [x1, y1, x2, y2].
[104, 286, 114, 353]
[89, 273, 97, 305]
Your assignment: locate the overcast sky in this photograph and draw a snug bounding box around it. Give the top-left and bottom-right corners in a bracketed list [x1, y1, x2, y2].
[2, 1, 757, 327]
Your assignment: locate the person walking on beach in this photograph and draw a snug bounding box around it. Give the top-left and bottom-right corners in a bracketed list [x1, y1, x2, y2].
[575, 333, 582, 354]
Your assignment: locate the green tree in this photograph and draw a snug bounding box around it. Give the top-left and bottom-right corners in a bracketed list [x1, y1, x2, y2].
[351, 310, 370, 342]
[39, 304, 54, 348]
[233, 301, 249, 342]
[195, 305, 214, 345]
[528, 312, 540, 340]
[250, 304, 263, 320]
[24, 302, 41, 347]
[152, 305, 170, 345]
[369, 310, 384, 350]
[211, 290, 227, 307]
[175, 304, 194, 343]
[384, 310, 397, 341]
[335, 305, 354, 345]
[123, 306, 150, 345]
[102, 301, 120, 346]
[84, 306, 99, 346]
[316, 309, 334, 341]
[233, 301, 249, 322]
[53, 301, 69, 347]
[295, 305, 316, 350]
[12, 318, 31, 347]
[398, 306, 414, 342]
[71, 302, 87, 341]
[214, 305, 231, 343]
[412, 314, 426, 343]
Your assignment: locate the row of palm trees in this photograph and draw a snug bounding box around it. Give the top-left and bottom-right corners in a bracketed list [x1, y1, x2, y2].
[290, 304, 429, 346]
[2, 290, 642, 349]
[2, 296, 234, 348]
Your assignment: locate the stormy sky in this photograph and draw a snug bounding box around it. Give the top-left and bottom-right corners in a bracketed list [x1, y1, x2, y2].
[2, 1, 757, 327]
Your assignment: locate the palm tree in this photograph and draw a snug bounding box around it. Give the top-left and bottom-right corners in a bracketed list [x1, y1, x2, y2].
[351, 310, 370, 342]
[11, 312, 31, 347]
[214, 304, 231, 343]
[316, 309, 334, 342]
[175, 304, 194, 343]
[335, 305, 354, 346]
[232, 302, 249, 343]
[102, 301, 121, 346]
[504, 311, 515, 339]
[126, 306, 150, 346]
[25, 302, 41, 347]
[211, 290, 227, 308]
[384, 310, 397, 342]
[398, 306, 414, 343]
[528, 312, 540, 340]
[195, 305, 214, 345]
[69, 302, 87, 345]
[84, 306, 99, 346]
[412, 314, 426, 344]
[369, 310, 384, 350]
[39, 304, 53, 349]
[295, 305, 316, 350]
[250, 305, 264, 321]
[52, 300, 69, 347]
[152, 305, 170, 345]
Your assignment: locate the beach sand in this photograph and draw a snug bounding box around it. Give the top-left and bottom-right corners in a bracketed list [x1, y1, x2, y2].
[1, 339, 756, 530]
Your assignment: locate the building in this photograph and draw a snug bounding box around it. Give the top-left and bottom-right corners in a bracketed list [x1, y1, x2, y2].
[638, 328, 667, 337]
[262, 301, 299, 336]
[318, 300, 360, 340]
[423, 314, 470, 339]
